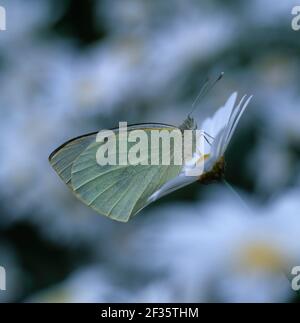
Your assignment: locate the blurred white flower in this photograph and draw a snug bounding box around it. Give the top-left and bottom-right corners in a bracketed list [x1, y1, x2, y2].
[99, 0, 237, 104]
[0, 42, 120, 244]
[126, 187, 300, 302]
[250, 142, 292, 194]
[0, 0, 51, 51]
[247, 0, 297, 27]
[70, 41, 144, 115]
[257, 91, 300, 144]
[27, 266, 129, 303]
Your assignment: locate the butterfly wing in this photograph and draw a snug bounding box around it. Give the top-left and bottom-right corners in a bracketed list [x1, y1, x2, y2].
[48, 123, 175, 187]
[49, 132, 97, 187]
[71, 125, 182, 222]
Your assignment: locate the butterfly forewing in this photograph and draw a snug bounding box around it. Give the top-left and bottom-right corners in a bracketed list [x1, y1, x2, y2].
[49, 133, 97, 187]
[71, 126, 183, 222]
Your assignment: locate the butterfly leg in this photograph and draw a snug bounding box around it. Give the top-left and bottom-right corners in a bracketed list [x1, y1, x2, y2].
[199, 131, 214, 146]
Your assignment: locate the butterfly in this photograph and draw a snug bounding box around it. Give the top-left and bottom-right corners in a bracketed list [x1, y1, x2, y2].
[49, 91, 252, 222]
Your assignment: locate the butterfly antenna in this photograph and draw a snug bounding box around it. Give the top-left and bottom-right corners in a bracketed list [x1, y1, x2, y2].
[222, 179, 252, 214]
[188, 72, 224, 117]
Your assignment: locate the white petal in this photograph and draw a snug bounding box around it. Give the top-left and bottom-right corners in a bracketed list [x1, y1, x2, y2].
[201, 92, 237, 139]
[198, 92, 251, 174]
[219, 95, 247, 155]
[222, 95, 253, 154]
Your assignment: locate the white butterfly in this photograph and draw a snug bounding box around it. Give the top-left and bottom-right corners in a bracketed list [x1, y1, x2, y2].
[50, 90, 252, 222]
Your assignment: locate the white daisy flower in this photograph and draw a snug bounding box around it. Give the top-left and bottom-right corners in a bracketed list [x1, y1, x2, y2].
[149, 92, 252, 202]
[196, 92, 252, 179]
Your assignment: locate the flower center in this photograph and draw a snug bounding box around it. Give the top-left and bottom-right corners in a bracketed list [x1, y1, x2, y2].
[198, 156, 225, 184]
[236, 242, 287, 273]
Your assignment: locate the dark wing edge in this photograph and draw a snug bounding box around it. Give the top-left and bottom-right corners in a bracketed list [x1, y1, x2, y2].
[48, 131, 98, 162]
[48, 122, 176, 162]
[49, 132, 98, 187]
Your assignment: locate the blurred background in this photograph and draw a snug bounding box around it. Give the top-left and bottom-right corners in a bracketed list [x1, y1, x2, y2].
[0, 0, 300, 303]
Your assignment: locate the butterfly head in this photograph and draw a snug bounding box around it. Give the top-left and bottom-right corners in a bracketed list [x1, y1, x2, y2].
[179, 115, 197, 131]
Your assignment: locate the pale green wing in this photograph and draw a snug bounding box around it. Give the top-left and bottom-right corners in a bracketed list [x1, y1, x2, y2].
[71, 126, 182, 222]
[48, 123, 175, 188]
[49, 132, 97, 187]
